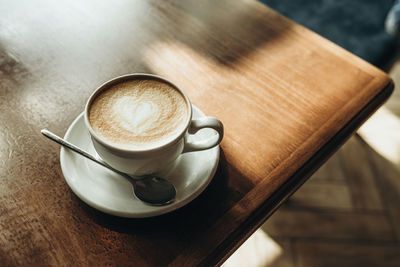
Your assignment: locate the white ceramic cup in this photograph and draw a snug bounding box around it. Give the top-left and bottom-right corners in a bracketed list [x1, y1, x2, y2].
[84, 74, 223, 175]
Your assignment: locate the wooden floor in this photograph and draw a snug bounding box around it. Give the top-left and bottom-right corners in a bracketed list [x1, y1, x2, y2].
[223, 62, 400, 267]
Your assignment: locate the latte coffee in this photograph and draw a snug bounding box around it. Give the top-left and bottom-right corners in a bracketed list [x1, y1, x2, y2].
[88, 77, 189, 150]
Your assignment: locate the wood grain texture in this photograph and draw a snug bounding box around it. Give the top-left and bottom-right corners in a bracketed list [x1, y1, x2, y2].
[0, 0, 393, 266]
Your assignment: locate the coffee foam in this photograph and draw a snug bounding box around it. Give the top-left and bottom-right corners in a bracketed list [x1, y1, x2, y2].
[89, 78, 189, 150]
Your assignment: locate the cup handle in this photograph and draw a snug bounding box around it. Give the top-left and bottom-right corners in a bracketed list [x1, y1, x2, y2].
[182, 117, 224, 153]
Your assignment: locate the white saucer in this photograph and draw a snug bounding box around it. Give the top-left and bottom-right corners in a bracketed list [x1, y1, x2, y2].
[60, 106, 220, 218]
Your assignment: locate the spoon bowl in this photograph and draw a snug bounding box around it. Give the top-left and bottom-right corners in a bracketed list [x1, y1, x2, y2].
[41, 129, 176, 205]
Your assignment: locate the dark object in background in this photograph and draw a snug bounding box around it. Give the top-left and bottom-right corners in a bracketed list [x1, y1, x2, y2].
[260, 0, 397, 69]
[386, 0, 400, 37]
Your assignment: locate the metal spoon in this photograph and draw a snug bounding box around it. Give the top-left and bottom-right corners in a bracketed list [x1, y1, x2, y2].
[41, 129, 176, 206]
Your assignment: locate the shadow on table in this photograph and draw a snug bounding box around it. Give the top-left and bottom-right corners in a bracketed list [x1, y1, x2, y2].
[81, 148, 252, 233]
[141, 0, 293, 68]
[77, 148, 254, 264]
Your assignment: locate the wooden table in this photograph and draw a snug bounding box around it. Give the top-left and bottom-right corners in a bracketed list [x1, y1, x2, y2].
[0, 0, 393, 266]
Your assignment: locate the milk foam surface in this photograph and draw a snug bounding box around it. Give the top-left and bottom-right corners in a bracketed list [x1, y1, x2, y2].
[89, 79, 189, 150]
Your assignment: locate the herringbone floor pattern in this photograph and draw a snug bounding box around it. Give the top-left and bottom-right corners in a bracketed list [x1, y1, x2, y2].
[223, 62, 400, 267]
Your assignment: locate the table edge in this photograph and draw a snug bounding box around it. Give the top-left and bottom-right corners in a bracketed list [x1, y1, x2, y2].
[204, 79, 394, 266]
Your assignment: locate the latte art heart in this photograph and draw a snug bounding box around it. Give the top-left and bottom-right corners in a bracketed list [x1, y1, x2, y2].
[114, 97, 160, 135]
[89, 78, 189, 150]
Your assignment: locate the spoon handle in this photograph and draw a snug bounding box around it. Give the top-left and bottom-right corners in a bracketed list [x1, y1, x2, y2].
[41, 129, 127, 178]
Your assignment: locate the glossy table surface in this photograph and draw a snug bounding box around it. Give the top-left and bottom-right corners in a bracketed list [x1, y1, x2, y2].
[0, 0, 393, 266]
